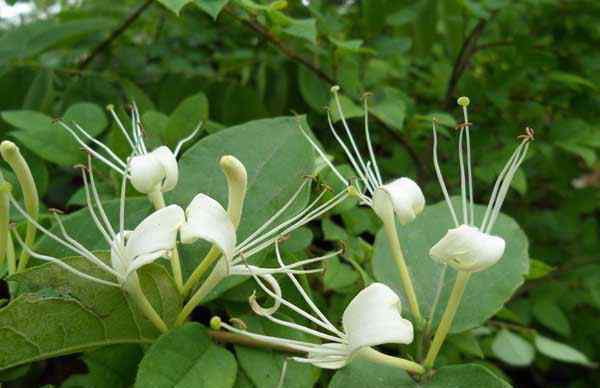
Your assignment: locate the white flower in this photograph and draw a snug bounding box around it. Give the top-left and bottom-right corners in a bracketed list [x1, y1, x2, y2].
[60, 103, 200, 195]
[299, 86, 425, 225]
[180, 176, 348, 281]
[214, 245, 413, 370]
[429, 100, 533, 272]
[10, 159, 185, 287]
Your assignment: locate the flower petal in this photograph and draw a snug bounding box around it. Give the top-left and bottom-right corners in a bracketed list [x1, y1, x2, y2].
[372, 177, 425, 225]
[124, 205, 185, 260]
[342, 283, 414, 353]
[129, 153, 165, 194]
[151, 146, 178, 192]
[429, 224, 505, 272]
[180, 193, 236, 260]
[126, 250, 169, 278]
[306, 343, 350, 369]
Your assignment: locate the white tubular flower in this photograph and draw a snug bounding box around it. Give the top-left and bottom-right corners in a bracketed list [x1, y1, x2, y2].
[10, 158, 185, 288]
[181, 176, 349, 276]
[60, 103, 200, 195]
[429, 99, 534, 272]
[214, 246, 413, 370]
[298, 86, 425, 225]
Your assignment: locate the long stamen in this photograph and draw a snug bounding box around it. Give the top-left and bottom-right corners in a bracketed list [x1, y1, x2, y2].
[174, 123, 203, 157]
[86, 157, 116, 239]
[480, 140, 526, 231]
[73, 124, 128, 169]
[236, 180, 310, 251]
[51, 212, 121, 278]
[485, 140, 530, 233]
[298, 123, 348, 187]
[363, 94, 382, 186]
[331, 87, 374, 191]
[458, 128, 468, 224]
[106, 105, 136, 152]
[239, 190, 348, 259]
[249, 266, 345, 338]
[219, 321, 320, 353]
[132, 103, 148, 155]
[236, 186, 329, 254]
[432, 121, 459, 226]
[12, 230, 120, 287]
[275, 242, 345, 337]
[327, 111, 374, 194]
[59, 122, 127, 175]
[80, 168, 115, 246]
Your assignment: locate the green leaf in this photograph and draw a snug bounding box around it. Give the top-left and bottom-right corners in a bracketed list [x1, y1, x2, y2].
[549, 71, 597, 91]
[135, 323, 237, 388]
[373, 198, 529, 332]
[329, 360, 511, 388]
[61, 345, 143, 388]
[194, 0, 230, 19]
[368, 87, 407, 131]
[532, 300, 571, 337]
[2, 103, 107, 166]
[23, 69, 54, 113]
[329, 95, 363, 122]
[164, 92, 208, 149]
[169, 116, 314, 282]
[298, 66, 330, 111]
[234, 315, 320, 388]
[0, 19, 113, 63]
[323, 256, 359, 292]
[491, 330, 535, 367]
[121, 80, 156, 113]
[157, 0, 193, 14]
[447, 332, 484, 358]
[526, 259, 555, 280]
[283, 18, 317, 45]
[534, 335, 594, 367]
[0, 257, 181, 370]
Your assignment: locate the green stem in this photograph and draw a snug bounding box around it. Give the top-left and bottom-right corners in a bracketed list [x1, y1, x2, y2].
[424, 264, 448, 339]
[0, 141, 39, 272]
[423, 270, 471, 369]
[182, 246, 221, 296]
[6, 233, 16, 275]
[176, 259, 226, 326]
[355, 347, 425, 375]
[126, 274, 168, 333]
[148, 190, 183, 293]
[0, 177, 10, 270]
[382, 218, 423, 326]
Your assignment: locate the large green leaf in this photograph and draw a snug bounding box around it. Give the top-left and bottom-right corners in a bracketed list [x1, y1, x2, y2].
[234, 315, 320, 388]
[534, 335, 594, 367]
[157, 0, 193, 14]
[0, 257, 181, 370]
[194, 0, 230, 20]
[373, 198, 529, 332]
[169, 116, 314, 278]
[135, 323, 237, 388]
[329, 360, 511, 388]
[2, 102, 107, 166]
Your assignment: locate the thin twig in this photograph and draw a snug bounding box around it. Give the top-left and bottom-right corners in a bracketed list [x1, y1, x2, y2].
[78, 0, 153, 70]
[208, 330, 304, 354]
[223, 6, 426, 180]
[444, 11, 498, 108]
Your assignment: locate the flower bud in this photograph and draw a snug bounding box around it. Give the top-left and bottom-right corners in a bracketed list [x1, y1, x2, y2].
[220, 155, 247, 229]
[429, 224, 505, 272]
[129, 146, 178, 194]
[372, 178, 425, 225]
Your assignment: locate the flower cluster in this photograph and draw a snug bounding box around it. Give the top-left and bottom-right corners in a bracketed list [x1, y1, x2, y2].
[2, 89, 532, 376]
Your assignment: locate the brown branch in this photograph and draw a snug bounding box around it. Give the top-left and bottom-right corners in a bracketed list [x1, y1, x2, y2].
[78, 0, 153, 70]
[223, 6, 426, 180]
[444, 12, 498, 108]
[208, 330, 303, 354]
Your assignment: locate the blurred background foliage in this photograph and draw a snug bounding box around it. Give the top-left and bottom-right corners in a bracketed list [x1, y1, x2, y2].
[0, 0, 598, 387]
